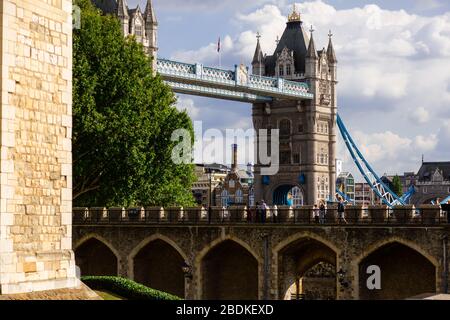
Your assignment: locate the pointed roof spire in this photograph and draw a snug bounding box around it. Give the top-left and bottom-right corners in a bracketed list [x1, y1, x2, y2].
[252, 32, 264, 65]
[117, 0, 129, 18]
[307, 25, 317, 59]
[327, 30, 337, 63]
[144, 0, 158, 25]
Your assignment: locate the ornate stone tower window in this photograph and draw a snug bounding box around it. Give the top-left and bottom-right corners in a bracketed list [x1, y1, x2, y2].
[318, 121, 329, 134]
[280, 151, 292, 165]
[317, 147, 329, 165]
[279, 64, 284, 76]
[317, 176, 329, 201]
[135, 24, 143, 37]
[286, 64, 291, 76]
[280, 119, 291, 137]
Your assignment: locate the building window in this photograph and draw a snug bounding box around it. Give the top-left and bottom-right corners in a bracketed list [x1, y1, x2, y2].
[235, 189, 243, 204]
[280, 119, 291, 137]
[317, 148, 329, 165]
[221, 190, 229, 207]
[249, 188, 255, 207]
[280, 151, 291, 165]
[298, 124, 304, 133]
[291, 186, 304, 207]
[317, 179, 328, 201]
[286, 64, 291, 75]
[279, 64, 284, 76]
[135, 25, 142, 37]
[317, 121, 329, 134]
[293, 153, 300, 164]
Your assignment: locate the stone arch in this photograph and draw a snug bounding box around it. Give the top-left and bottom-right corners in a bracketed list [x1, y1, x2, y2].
[355, 238, 438, 300]
[273, 233, 340, 300]
[128, 234, 187, 298]
[269, 182, 305, 206]
[195, 236, 263, 300]
[74, 234, 120, 276]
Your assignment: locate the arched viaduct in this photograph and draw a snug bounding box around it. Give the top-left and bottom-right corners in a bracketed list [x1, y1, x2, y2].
[72, 206, 450, 300]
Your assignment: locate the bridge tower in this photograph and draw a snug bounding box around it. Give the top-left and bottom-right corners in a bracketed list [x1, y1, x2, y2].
[252, 6, 337, 206]
[92, 0, 158, 70]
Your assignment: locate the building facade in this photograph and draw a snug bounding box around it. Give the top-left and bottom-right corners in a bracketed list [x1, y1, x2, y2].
[92, 0, 157, 69]
[251, 6, 337, 206]
[409, 162, 450, 205]
[192, 164, 230, 207]
[336, 172, 355, 202]
[215, 145, 255, 207]
[354, 182, 380, 206]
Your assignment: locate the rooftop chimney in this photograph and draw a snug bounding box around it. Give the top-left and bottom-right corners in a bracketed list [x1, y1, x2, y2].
[232, 144, 238, 171]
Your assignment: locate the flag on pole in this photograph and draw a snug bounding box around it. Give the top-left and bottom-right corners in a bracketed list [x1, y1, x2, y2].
[217, 37, 221, 53]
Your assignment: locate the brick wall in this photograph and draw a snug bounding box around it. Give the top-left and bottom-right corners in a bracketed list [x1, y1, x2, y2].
[0, 0, 78, 294]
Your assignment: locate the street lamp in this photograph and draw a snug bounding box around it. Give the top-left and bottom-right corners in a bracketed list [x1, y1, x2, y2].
[337, 268, 349, 288]
[181, 261, 193, 279]
[209, 170, 213, 208]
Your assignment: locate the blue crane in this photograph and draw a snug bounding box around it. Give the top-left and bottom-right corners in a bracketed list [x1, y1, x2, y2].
[336, 114, 406, 208]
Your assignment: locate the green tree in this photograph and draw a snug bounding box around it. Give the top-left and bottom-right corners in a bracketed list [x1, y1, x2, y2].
[392, 175, 403, 197]
[73, 0, 195, 207]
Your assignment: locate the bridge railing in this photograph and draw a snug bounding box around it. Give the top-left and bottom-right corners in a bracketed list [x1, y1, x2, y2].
[156, 58, 314, 99]
[73, 205, 450, 226]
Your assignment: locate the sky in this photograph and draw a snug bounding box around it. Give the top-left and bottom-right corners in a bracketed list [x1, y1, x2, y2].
[128, 0, 450, 180]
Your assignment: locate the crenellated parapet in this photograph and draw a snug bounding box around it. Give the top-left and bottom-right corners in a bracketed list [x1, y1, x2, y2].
[72, 205, 449, 225]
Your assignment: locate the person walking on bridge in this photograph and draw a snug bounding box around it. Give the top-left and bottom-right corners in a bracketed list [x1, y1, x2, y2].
[338, 197, 347, 224]
[319, 202, 326, 224]
[261, 200, 268, 223]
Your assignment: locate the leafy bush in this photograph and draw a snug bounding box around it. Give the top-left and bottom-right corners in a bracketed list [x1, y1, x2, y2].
[82, 276, 182, 300]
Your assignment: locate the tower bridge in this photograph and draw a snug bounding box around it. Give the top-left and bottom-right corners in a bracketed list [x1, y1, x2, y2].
[156, 5, 338, 208]
[75, 0, 450, 301]
[106, 0, 406, 208]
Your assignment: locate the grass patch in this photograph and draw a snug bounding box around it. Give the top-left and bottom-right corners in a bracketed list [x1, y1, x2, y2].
[82, 276, 182, 300]
[94, 290, 126, 300]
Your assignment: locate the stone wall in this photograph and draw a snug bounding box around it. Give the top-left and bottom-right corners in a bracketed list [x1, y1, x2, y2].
[0, 0, 78, 294]
[73, 221, 450, 300]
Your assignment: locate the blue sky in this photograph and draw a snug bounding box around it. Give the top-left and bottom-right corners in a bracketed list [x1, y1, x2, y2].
[127, 0, 450, 179]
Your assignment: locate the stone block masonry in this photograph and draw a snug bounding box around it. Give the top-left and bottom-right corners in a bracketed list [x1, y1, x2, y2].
[0, 0, 79, 294]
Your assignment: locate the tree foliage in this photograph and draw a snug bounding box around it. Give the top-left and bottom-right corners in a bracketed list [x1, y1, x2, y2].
[73, 0, 195, 207]
[392, 175, 403, 197]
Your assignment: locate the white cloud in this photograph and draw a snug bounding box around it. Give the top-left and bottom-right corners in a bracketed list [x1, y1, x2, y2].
[414, 134, 438, 151]
[176, 97, 200, 119]
[409, 106, 430, 124]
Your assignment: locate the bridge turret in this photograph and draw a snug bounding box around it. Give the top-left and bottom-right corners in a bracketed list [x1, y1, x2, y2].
[252, 32, 265, 76]
[144, 0, 158, 71]
[117, 0, 129, 36]
[305, 27, 318, 78]
[327, 31, 337, 82]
